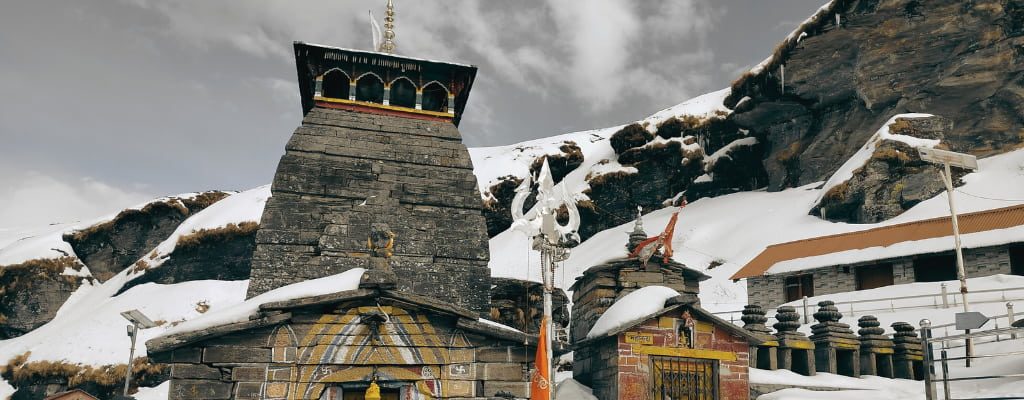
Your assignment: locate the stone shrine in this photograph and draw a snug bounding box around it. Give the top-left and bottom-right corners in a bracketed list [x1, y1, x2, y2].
[247, 41, 491, 316]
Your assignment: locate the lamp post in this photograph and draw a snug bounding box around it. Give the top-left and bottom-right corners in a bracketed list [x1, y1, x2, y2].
[120, 309, 157, 396]
[917, 146, 979, 365]
[510, 159, 580, 400]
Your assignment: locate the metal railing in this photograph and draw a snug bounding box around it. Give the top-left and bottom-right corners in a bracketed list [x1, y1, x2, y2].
[921, 321, 1024, 400]
[713, 283, 1024, 326]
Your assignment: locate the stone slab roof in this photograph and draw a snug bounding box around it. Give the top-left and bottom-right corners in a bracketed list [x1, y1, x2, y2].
[573, 297, 762, 347]
[731, 203, 1024, 279]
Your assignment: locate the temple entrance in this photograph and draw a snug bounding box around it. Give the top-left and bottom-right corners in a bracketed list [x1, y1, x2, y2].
[320, 386, 401, 400]
[856, 263, 894, 290]
[650, 356, 718, 400]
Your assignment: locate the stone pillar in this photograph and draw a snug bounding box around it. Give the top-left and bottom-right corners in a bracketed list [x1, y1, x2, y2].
[348, 82, 356, 101]
[891, 321, 925, 380]
[383, 85, 391, 106]
[857, 315, 895, 377]
[742, 304, 778, 370]
[314, 77, 323, 97]
[415, 90, 423, 110]
[773, 305, 815, 376]
[809, 301, 860, 377]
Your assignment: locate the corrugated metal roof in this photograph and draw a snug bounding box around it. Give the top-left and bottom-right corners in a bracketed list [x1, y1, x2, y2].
[730, 204, 1024, 279]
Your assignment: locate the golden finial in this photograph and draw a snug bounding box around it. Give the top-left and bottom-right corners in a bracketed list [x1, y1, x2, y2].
[378, 0, 397, 54]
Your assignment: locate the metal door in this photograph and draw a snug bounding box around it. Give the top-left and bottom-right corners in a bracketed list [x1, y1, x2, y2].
[651, 356, 719, 400]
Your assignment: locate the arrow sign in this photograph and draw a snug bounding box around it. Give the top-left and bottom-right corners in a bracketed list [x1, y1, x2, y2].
[956, 311, 989, 330]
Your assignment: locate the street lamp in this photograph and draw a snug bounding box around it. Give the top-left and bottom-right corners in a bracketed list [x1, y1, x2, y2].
[917, 146, 979, 365]
[510, 159, 580, 400]
[120, 309, 157, 396]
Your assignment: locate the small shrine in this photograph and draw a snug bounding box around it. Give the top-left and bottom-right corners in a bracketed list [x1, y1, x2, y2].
[891, 321, 926, 380]
[570, 208, 761, 400]
[741, 304, 779, 370]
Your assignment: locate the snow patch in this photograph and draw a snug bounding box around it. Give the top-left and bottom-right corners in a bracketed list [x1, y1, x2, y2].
[586, 286, 679, 339]
[134, 381, 170, 400]
[555, 378, 598, 400]
[158, 268, 365, 339]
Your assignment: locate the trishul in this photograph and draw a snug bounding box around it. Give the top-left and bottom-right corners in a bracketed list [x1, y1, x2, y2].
[510, 159, 581, 245]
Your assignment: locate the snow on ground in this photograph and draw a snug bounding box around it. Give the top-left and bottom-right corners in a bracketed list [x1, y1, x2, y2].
[159, 268, 365, 338]
[555, 378, 598, 400]
[747, 274, 1024, 399]
[0, 278, 248, 366]
[587, 286, 679, 339]
[0, 377, 12, 400]
[133, 381, 169, 400]
[815, 113, 939, 204]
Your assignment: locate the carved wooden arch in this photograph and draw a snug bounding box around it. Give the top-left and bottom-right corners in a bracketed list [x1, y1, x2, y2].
[320, 68, 352, 99]
[388, 76, 418, 108]
[420, 81, 450, 112]
[354, 72, 385, 103]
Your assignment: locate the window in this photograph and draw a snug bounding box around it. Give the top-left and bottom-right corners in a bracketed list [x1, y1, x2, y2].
[856, 263, 894, 290]
[913, 254, 958, 282]
[785, 274, 813, 302]
[321, 70, 350, 99]
[355, 74, 385, 103]
[388, 78, 416, 108]
[421, 82, 448, 112]
[651, 356, 718, 400]
[1011, 246, 1024, 276]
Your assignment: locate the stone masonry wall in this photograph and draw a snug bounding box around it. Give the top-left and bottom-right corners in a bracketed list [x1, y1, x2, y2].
[572, 338, 618, 400]
[747, 244, 1016, 309]
[610, 310, 749, 400]
[248, 108, 491, 315]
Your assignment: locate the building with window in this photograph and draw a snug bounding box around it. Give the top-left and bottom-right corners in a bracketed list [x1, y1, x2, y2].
[733, 204, 1024, 309]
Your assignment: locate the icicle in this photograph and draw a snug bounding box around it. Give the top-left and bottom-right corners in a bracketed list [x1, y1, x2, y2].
[780, 64, 786, 94]
[835, 13, 841, 28]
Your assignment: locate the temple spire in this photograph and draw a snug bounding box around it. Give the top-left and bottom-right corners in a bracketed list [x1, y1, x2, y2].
[378, 0, 397, 54]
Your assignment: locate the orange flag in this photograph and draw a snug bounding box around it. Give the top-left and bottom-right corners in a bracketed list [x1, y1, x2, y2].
[531, 317, 551, 400]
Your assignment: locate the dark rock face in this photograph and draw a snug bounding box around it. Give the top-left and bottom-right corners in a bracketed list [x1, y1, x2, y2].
[247, 108, 492, 316]
[580, 141, 703, 240]
[726, 0, 1024, 196]
[482, 176, 524, 237]
[117, 223, 258, 295]
[609, 123, 653, 154]
[0, 257, 85, 339]
[64, 193, 228, 282]
[489, 277, 570, 335]
[810, 115, 968, 222]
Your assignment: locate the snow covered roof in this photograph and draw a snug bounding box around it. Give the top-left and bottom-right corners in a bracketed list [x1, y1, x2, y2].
[579, 286, 760, 345]
[731, 203, 1024, 279]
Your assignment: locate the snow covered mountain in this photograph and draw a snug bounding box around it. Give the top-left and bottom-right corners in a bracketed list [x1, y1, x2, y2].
[2, 0, 1023, 397]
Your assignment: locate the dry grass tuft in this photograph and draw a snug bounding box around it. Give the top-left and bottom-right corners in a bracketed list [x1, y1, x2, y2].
[175, 222, 259, 250]
[195, 300, 210, 314]
[2, 352, 166, 392]
[821, 181, 850, 205]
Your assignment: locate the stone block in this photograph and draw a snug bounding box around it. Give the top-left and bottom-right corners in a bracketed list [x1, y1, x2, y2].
[168, 379, 233, 400]
[480, 363, 525, 381]
[171, 364, 221, 380]
[483, 381, 530, 399]
[234, 382, 263, 399]
[231, 366, 266, 381]
[203, 346, 271, 364]
[477, 346, 530, 363]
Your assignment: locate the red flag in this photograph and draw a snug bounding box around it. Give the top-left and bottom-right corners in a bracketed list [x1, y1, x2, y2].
[531, 317, 551, 400]
[629, 201, 686, 265]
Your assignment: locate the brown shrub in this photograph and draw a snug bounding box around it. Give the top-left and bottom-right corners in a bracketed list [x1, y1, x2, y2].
[821, 181, 850, 205]
[2, 352, 166, 394]
[871, 147, 911, 164]
[528, 141, 584, 183]
[655, 117, 686, 139]
[130, 259, 150, 274]
[776, 142, 803, 164]
[609, 123, 653, 154]
[175, 222, 259, 250]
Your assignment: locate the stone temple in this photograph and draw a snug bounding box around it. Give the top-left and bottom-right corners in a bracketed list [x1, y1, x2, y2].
[148, 42, 540, 399]
[247, 42, 491, 316]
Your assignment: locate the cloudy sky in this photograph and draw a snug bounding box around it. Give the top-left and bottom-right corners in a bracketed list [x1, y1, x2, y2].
[0, 0, 824, 229]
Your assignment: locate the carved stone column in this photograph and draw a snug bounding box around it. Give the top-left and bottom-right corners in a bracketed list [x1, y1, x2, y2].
[773, 305, 815, 376]
[857, 315, 894, 377]
[891, 321, 925, 380]
[809, 300, 860, 377]
[742, 304, 778, 370]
